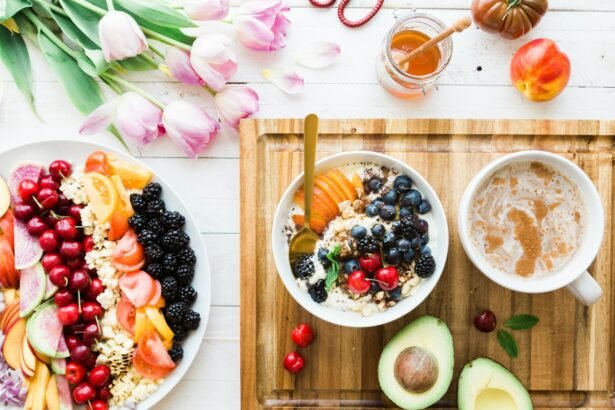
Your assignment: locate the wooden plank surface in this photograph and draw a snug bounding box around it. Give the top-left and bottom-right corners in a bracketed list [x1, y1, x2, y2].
[240, 118, 615, 409]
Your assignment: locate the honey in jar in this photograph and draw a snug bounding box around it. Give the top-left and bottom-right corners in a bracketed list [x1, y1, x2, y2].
[390, 30, 441, 76]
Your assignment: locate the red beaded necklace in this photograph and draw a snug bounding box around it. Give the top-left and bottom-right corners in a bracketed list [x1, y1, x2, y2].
[308, 0, 385, 27]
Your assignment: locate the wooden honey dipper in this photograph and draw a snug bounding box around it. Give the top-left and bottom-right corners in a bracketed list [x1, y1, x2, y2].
[395, 16, 473, 67]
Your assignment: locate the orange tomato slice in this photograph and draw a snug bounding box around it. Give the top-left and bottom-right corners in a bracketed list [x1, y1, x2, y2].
[112, 230, 144, 270]
[116, 296, 136, 336]
[82, 172, 118, 223]
[138, 330, 176, 369]
[108, 210, 130, 241]
[85, 151, 110, 175]
[107, 153, 152, 190]
[132, 347, 174, 380]
[119, 270, 154, 308]
[110, 175, 134, 217]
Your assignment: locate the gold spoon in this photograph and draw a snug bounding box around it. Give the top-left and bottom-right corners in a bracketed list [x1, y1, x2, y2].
[289, 114, 321, 266]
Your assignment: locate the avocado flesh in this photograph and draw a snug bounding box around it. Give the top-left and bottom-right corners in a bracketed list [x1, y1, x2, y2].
[378, 316, 454, 410]
[458, 357, 533, 410]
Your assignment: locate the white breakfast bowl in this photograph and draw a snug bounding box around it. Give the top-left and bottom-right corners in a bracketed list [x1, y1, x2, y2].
[272, 151, 449, 328]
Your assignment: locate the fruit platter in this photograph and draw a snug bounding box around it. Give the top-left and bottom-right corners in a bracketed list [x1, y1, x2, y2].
[0, 141, 210, 410]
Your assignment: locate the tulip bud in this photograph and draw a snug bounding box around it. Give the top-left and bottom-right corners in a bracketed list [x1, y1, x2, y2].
[163, 101, 220, 158]
[185, 0, 230, 21]
[190, 34, 237, 92]
[234, 0, 290, 51]
[214, 85, 259, 130]
[99, 11, 148, 62]
[166, 48, 204, 86]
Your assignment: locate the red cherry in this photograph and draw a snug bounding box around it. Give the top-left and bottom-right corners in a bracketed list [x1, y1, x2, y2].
[82, 321, 101, 345]
[65, 361, 87, 385]
[70, 345, 91, 365]
[85, 278, 104, 300]
[56, 192, 71, 208]
[36, 188, 59, 210]
[375, 266, 399, 291]
[60, 240, 83, 259]
[72, 381, 96, 404]
[347, 270, 371, 294]
[41, 253, 63, 272]
[83, 236, 95, 253]
[49, 160, 72, 181]
[26, 216, 48, 236]
[13, 204, 35, 221]
[359, 252, 383, 273]
[69, 269, 91, 290]
[65, 258, 85, 270]
[88, 365, 111, 387]
[90, 400, 109, 410]
[49, 265, 70, 287]
[97, 382, 112, 400]
[58, 303, 80, 326]
[39, 229, 59, 252]
[81, 301, 104, 321]
[43, 212, 59, 229]
[55, 217, 78, 240]
[474, 310, 497, 333]
[39, 174, 59, 190]
[18, 179, 39, 201]
[54, 289, 75, 307]
[67, 204, 83, 222]
[291, 323, 314, 348]
[283, 351, 305, 374]
[65, 335, 84, 351]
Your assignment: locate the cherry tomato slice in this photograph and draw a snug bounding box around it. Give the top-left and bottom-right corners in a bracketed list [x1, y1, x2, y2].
[116, 296, 136, 335]
[112, 230, 144, 270]
[147, 280, 161, 307]
[119, 270, 154, 308]
[85, 151, 110, 175]
[138, 329, 176, 369]
[108, 209, 130, 242]
[132, 347, 174, 380]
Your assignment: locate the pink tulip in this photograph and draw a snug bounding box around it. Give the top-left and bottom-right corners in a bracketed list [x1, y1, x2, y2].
[214, 85, 260, 129]
[185, 0, 230, 21]
[190, 34, 237, 92]
[162, 101, 220, 158]
[80, 92, 162, 146]
[99, 11, 148, 62]
[234, 0, 290, 51]
[166, 48, 204, 86]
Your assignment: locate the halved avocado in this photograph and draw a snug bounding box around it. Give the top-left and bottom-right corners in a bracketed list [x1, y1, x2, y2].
[458, 357, 533, 410]
[378, 315, 454, 409]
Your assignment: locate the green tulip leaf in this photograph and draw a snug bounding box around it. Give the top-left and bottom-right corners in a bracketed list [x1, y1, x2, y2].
[59, 0, 101, 46]
[0, 0, 32, 20]
[0, 25, 36, 111]
[116, 0, 195, 29]
[118, 55, 156, 71]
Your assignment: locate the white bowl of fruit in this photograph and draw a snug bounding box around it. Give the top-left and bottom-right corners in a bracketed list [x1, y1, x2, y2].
[272, 151, 449, 328]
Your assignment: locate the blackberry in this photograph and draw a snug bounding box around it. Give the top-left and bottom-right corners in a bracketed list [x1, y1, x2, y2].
[178, 248, 196, 267]
[161, 211, 185, 229]
[356, 235, 379, 255]
[146, 263, 164, 280]
[317, 248, 331, 269]
[176, 265, 195, 286]
[161, 277, 178, 302]
[129, 194, 147, 213]
[161, 230, 189, 252]
[183, 310, 200, 331]
[137, 229, 158, 247]
[127, 214, 147, 233]
[168, 343, 184, 362]
[179, 286, 198, 305]
[146, 199, 166, 218]
[165, 302, 188, 324]
[399, 215, 420, 239]
[308, 279, 328, 303]
[148, 218, 164, 235]
[162, 254, 179, 274]
[145, 244, 163, 263]
[415, 254, 436, 278]
[293, 255, 314, 279]
[142, 183, 162, 202]
[170, 322, 187, 341]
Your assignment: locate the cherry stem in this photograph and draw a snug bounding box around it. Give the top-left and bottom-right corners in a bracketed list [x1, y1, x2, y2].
[77, 291, 82, 313]
[32, 196, 43, 209]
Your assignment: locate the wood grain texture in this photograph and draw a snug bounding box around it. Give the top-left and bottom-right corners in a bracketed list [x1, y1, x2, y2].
[239, 118, 615, 409]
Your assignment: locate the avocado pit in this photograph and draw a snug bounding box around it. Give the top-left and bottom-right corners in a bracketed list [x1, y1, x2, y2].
[394, 346, 439, 393]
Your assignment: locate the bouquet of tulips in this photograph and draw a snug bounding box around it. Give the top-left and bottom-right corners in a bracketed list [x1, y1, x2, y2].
[0, 0, 291, 157]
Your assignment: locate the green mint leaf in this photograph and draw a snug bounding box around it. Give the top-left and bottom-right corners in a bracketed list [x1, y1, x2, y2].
[325, 245, 341, 292]
[497, 329, 518, 358]
[504, 314, 539, 330]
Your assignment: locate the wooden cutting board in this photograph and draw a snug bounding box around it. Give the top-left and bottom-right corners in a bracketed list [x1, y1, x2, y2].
[239, 119, 615, 409]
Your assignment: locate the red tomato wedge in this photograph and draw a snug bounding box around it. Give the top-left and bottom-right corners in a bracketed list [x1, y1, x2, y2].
[112, 230, 144, 272]
[116, 296, 136, 335]
[132, 347, 174, 380]
[119, 270, 154, 308]
[147, 280, 162, 307]
[138, 329, 176, 369]
[0, 210, 14, 248]
[108, 209, 130, 241]
[85, 151, 110, 175]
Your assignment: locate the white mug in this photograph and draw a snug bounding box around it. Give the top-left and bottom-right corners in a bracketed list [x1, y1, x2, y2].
[457, 151, 604, 305]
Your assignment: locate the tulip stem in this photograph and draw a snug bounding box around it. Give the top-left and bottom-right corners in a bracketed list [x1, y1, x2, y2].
[140, 52, 160, 69]
[142, 27, 191, 51]
[35, 0, 67, 16]
[65, 0, 107, 15]
[101, 73, 166, 109]
[106, 0, 115, 11]
[149, 44, 166, 59]
[22, 9, 79, 59]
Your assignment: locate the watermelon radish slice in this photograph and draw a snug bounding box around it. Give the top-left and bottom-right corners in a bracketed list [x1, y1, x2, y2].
[55, 375, 73, 410]
[14, 219, 42, 269]
[8, 162, 44, 205]
[19, 263, 46, 317]
[25, 301, 69, 359]
[51, 358, 66, 375]
[44, 274, 59, 300]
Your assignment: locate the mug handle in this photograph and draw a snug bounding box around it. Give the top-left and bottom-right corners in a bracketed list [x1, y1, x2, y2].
[566, 271, 603, 306]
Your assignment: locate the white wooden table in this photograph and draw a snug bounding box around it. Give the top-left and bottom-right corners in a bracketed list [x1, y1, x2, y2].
[0, 1, 613, 408]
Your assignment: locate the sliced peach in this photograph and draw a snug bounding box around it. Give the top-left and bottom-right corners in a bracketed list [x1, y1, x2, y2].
[314, 175, 344, 205]
[319, 173, 349, 205]
[294, 188, 338, 221]
[329, 169, 358, 201]
[291, 214, 326, 235]
[351, 173, 364, 196]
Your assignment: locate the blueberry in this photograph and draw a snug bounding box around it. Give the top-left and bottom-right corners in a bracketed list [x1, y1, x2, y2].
[379, 205, 397, 221]
[402, 249, 415, 263]
[381, 190, 398, 205]
[369, 281, 381, 294]
[421, 245, 432, 255]
[351, 225, 367, 239]
[391, 221, 401, 234]
[401, 189, 422, 207]
[318, 248, 331, 268]
[388, 287, 402, 301]
[386, 248, 402, 265]
[372, 199, 385, 209]
[382, 232, 397, 249]
[343, 259, 360, 273]
[397, 239, 411, 252]
[371, 224, 385, 237]
[417, 199, 431, 214]
[393, 175, 413, 193]
[365, 204, 379, 217]
[415, 219, 429, 233]
[367, 177, 383, 193]
[399, 207, 412, 218]
[420, 234, 430, 245]
[410, 237, 421, 249]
